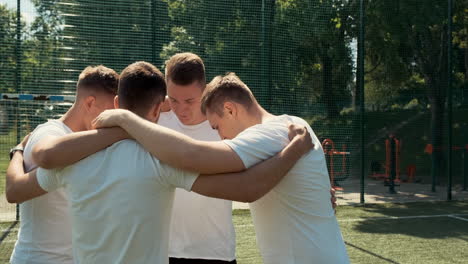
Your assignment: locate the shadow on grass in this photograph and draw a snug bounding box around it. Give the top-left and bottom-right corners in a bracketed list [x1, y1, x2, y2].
[358, 201, 468, 216]
[0, 221, 17, 243]
[345, 241, 401, 264]
[350, 201, 468, 239]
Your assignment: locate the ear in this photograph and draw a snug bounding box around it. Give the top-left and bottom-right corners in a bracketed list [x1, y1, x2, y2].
[84, 95, 96, 111]
[154, 102, 163, 117]
[148, 103, 163, 123]
[114, 96, 119, 109]
[223, 101, 237, 118]
[160, 96, 171, 112]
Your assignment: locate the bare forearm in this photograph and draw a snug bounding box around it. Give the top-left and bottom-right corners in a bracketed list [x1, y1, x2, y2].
[33, 127, 128, 169]
[120, 112, 199, 168]
[119, 111, 244, 173]
[6, 153, 46, 203]
[6, 152, 26, 200]
[193, 141, 303, 202]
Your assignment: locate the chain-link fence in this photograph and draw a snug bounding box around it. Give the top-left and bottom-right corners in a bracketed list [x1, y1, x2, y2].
[0, 0, 467, 220]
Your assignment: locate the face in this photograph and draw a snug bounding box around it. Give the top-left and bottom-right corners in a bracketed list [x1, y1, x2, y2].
[206, 107, 244, 140]
[167, 80, 206, 125]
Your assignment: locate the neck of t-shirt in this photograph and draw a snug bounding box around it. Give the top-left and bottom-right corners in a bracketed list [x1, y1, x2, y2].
[174, 112, 209, 130]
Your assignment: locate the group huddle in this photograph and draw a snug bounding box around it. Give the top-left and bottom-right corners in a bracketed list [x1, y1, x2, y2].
[6, 53, 350, 264]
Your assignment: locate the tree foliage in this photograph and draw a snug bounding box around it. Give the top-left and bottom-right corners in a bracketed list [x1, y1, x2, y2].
[2, 0, 466, 116]
[0, 4, 19, 93]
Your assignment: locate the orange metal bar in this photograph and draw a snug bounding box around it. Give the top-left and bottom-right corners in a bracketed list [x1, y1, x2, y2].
[322, 139, 344, 190]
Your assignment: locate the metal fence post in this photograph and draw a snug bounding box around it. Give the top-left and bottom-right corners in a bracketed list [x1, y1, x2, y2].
[447, 0, 453, 201]
[267, 0, 274, 110]
[150, 0, 157, 65]
[358, 0, 366, 204]
[15, 0, 22, 222]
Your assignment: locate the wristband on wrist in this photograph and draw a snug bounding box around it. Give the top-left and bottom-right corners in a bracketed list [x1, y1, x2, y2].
[9, 146, 24, 160]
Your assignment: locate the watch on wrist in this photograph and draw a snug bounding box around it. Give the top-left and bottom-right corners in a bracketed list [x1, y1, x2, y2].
[9, 146, 24, 160]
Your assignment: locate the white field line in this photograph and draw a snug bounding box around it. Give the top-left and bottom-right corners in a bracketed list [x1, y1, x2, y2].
[447, 215, 468, 222]
[0, 228, 18, 233]
[0, 214, 466, 232]
[0, 239, 17, 243]
[235, 213, 468, 228]
[338, 213, 468, 222]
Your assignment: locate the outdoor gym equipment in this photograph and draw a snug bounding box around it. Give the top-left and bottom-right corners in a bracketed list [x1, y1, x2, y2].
[425, 143, 468, 191]
[370, 135, 401, 194]
[322, 139, 350, 191]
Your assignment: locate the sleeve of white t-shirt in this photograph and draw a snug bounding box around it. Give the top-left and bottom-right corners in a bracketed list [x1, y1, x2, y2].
[23, 121, 71, 172]
[36, 167, 64, 192]
[158, 161, 199, 191]
[223, 123, 290, 169]
[27, 122, 70, 151]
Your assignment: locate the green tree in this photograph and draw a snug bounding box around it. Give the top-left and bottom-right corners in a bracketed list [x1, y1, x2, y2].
[274, 0, 357, 117]
[0, 4, 19, 93]
[364, 0, 468, 178]
[162, 0, 357, 117]
[162, 0, 263, 85]
[57, 0, 169, 90]
[20, 0, 66, 94]
[453, 0, 467, 104]
[453, 0, 467, 74]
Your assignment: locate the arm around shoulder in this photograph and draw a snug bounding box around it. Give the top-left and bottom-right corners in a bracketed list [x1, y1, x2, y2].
[191, 127, 313, 202]
[32, 127, 129, 169]
[94, 109, 245, 174]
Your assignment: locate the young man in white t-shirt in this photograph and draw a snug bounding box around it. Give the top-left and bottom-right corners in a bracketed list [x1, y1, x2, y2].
[26, 53, 334, 263]
[160, 53, 236, 264]
[7, 62, 313, 264]
[200, 73, 349, 264]
[6, 65, 119, 264]
[91, 72, 350, 264]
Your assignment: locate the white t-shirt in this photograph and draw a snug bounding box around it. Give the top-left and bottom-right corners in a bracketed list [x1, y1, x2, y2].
[224, 115, 350, 264]
[11, 120, 73, 264]
[158, 111, 236, 261]
[36, 139, 198, 264]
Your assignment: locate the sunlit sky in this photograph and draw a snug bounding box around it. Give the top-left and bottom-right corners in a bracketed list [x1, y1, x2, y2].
[1, 0, 37, 24]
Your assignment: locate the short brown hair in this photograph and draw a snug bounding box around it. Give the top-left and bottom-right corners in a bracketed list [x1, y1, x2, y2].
[165, 53, 206, 86]
[118, 61, 166, 116]
[77, 65, 119, 95]
[201, 72, 255, 116]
